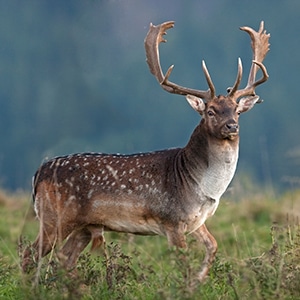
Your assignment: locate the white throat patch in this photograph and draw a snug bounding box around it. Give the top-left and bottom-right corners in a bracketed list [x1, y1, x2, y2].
[199, 143, 239, 201]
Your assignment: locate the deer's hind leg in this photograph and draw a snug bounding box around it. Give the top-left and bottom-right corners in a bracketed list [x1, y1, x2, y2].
[59, 225, 105, 270]
[22, 221, 72, 273]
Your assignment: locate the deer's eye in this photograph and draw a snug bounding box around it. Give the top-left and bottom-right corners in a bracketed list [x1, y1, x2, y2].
[207, 110, 215, 117]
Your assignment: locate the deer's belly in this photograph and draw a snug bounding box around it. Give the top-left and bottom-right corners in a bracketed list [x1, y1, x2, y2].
[87, 198, 164, 235]
[103, 218, 163, 235]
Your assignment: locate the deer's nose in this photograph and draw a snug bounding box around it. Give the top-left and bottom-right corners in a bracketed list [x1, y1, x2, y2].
[226, 122, 239, 131]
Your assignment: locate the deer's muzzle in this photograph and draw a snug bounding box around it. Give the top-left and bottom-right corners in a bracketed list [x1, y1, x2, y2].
[221, 121, 239, 139]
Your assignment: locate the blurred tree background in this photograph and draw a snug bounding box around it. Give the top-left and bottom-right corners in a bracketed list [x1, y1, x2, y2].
[0, 0, 299, 191]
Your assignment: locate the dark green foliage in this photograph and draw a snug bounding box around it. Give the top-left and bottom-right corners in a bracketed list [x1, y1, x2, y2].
[0, 189, 298, 299]
[247, 221, 300, 299]
[14, 222, 300, 299]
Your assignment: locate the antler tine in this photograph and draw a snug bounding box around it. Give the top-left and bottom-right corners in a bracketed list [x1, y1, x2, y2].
[202, 60, 216, 99]
[228, 58, 243, 96]
[144, 21, 214, 101]
[230, 21, 270, 99]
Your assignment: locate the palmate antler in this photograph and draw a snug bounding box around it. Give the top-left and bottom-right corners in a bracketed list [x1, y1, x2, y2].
[144, 21, 215, 101]
[229, 21, 270, 99]
[144, 21, 270, 102]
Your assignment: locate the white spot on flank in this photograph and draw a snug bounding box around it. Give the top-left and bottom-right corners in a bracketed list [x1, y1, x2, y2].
[149, 187, 159, 195]
[92, 200, 101, 209]
[137, 185, 143, 191]
[120, 184, 126, 189]
[61, 160, 69, 167]
[64, 196, 74, 208]
[106, 165, 119, 181]
[65, 179, 73, 187]
[88, 189, 94, 199]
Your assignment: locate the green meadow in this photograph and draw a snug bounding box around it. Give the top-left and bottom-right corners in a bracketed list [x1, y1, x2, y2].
[1, 186, 300, 299]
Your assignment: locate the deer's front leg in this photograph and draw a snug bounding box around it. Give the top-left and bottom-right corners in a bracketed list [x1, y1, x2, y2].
[192, 224, 217, 282]
[165, 222, 188, 248]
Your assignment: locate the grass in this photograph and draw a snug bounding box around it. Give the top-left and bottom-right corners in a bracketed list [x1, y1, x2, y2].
[1, 187, 300, 299]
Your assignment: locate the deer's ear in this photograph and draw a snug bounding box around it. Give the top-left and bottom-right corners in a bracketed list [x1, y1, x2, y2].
[237, 95, 260, 114]
[186, 95, 206, 114]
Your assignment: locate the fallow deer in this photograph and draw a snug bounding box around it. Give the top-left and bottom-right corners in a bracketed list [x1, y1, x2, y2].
[22, 21, 270, 284]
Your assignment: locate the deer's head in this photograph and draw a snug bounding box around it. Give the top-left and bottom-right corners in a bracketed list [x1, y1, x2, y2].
[144, 21, 270, 141]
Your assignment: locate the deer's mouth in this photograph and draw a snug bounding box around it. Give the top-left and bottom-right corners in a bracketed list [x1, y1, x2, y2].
[221, 126, 239, 140]
[227, 132, 239, 140]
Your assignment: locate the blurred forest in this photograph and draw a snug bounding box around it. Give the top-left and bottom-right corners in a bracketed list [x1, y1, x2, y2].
[0, 0, 299, 191]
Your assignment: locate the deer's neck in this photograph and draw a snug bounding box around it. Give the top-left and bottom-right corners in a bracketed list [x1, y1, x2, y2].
[178, 122, 239, 201]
